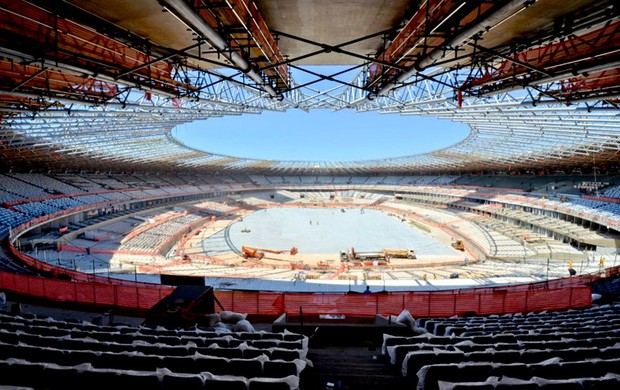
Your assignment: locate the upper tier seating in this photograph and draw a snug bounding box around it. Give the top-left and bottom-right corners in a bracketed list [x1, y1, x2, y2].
[52, 174, 105, 192]
[0, 174, 48, 200]
[10, 173, 83, 195]
[383, 303, 620, 389]
[14, 198, 84, 217]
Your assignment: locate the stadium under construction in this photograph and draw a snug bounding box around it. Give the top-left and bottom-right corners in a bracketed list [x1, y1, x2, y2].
[0, 1, 620, 389]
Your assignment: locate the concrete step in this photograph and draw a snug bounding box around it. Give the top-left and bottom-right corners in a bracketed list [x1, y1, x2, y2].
[302, 346, 407, 390]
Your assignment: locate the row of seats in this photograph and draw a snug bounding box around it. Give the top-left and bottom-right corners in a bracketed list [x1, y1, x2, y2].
[120, 213, 204, 252]
[0, 341, 305, 379]
[402, 345, 620, 377]
[0, 174, 49, 200]
[418, 359, 620, 390]
[0, 189, 23, 203]
[14, 200, 67, 217]
[0, 313, 306, 344]
[2, 174, 617, 238]
[0, 311, 307, 389]
[385, 335, 620, 367]
[0, 181, 220, 238]
[602, 184, 620, 198]
[418, 304, 620, 335]
[0, 208, 30, 237]
[246, 175, 461, 186]
[431, 315, 620, 335]
[437, 374, 620, 390]
[382, 303, 620, 389]
[569, 198, 620, 217]
[10, 173, 83, 195]
[0, 358, 299, 390]
[0, 327, 305, 360]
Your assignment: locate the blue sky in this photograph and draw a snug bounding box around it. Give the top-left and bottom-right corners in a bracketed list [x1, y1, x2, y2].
[173, 110, 469, 161]
[172, 66, 470, 161]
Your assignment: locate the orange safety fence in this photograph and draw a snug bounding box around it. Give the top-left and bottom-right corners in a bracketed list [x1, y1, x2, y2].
[0, 271, 173, 311]
[214, 285, 593, 318]
[0, 264, 617, 316]
[217, 268, 615, 317]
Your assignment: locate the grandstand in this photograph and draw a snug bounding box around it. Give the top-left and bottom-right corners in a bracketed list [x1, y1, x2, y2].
[0, 0, 620, 389]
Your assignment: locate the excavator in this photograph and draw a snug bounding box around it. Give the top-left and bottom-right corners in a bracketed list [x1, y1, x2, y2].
[241, 245, 298, 259]
[452, 240, 465, 251]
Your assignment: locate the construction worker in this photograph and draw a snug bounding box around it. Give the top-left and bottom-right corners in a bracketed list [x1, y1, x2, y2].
[568, 261, 575, 276]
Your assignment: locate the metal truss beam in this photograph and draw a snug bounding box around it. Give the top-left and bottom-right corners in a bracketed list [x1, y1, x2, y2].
[0, 0, 619, 175]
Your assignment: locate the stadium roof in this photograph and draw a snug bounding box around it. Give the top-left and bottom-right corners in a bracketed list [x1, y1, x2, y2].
[0, 0, 619, 174]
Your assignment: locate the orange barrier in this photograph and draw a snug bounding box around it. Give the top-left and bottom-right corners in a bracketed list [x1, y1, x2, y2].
[0, 262, 616, 317]
[0, 271, 173, 311]
[213, 284, 592, 318]
[6, 210, 614, 317]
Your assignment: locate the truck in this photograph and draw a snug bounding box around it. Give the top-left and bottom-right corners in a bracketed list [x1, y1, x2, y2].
[340, 247, 416, 262]
[383, 248, 416, 259]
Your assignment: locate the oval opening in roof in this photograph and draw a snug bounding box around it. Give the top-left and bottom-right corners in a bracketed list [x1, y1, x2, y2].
[171, 109, 470, 162]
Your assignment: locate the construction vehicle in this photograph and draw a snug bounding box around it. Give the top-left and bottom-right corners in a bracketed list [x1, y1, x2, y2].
[452, 240, 465, 251]
[383, 248, 416, 259]
[340, 247, 415, 262]
[242, 246, 265, 259]
[241, 245, 298, 259]
[290, 260, 304, 270]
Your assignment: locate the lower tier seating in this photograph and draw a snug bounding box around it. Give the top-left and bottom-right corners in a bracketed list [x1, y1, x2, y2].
[0, 311, 308, 390]
[383, 303, 620, 389]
